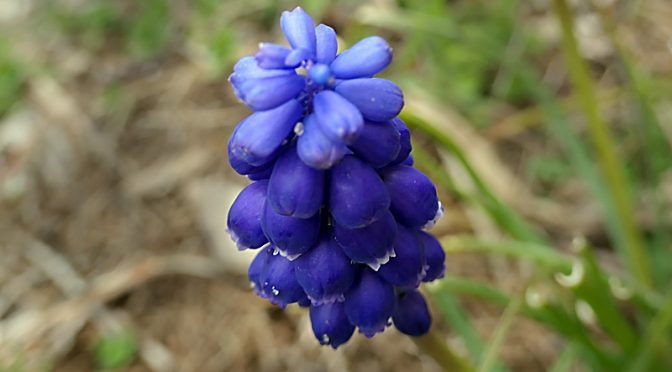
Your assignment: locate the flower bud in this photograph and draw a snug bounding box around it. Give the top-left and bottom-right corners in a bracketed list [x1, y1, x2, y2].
[315, 24, 337, 64]
[329, 156, 390, 228]
[295, 237, 357, 304]
[381, 166, 439, 228]
[377, 225, 425, 288]
[262, 201, 320, 260]
[392, 290, 431, 336]
[349, 120, 401, 168]
[259, 250, 306, 308]
[335, 78, 403, 122]
[345, 269, 395, 337]
[388, 118, 412, 166]
[313, 90, 363, 144]
[417, 231, 445, 282]
[334, 208, 397, 270]
[267, 146, 325, 218]
[227, 181, 268, 250]
[280, 7, 317, 57]
[229, 100, 302, 166]
[331, 36, 392, 79]
[297, 114, 348, 169]
[310, 302, 355, 349]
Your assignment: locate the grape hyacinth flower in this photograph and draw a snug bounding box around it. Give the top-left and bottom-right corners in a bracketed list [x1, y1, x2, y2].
[227, 7, 446, 348]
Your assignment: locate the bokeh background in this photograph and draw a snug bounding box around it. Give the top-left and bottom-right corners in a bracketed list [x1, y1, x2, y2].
[1, 0, 671, 371]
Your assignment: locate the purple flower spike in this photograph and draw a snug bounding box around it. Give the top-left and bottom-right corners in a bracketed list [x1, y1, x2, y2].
[334, 209, 398, 270]
[267, 146, 325, 218]
[329, 156, 390, 228]
[261, 201, 320, 260]
[377, 225, 426, 288]
[297, 115, 349, 169]
[310, 302, 355, 349]
[345, 269, 395, 337]
[295, 237, 357, 305]
[335, 78, 404, 122]
[418, 231, 446, 282]
[392, 290, 431, 336]
[227, 181, 268, 250]
[280, 7, 317, 57]
[313, 90, 364, 144]
[259, 251, 306, 308]
[331, 36, 392, 79]
[381, 166, 440, 228]
[349, 120, 401, 168]
[229, 99, 302, 166]
[315, 24, 337, 64]
[388, 118, 412, 167]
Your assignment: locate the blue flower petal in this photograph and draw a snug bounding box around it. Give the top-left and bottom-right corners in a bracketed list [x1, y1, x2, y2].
[255, 43, 294, 69]
[334, 78, 403, 122]
[295, 236, 357, 305]
[315, 24, 337, 64]
[227, 181, 268, 250]
[267, 145, 325, 218]
[247, 167, 273, 181]
[377, 225, 425, 288]
[349, 120, 401, 168]
[285, 48, 311, 67]
[310, 302, 355, 349]
[229, 100, 302, 166]
[345, 269, 395, 337]
[280, 7, 316, 57]
[401, 154, 414, 166]
[297, 114, 349, 169]
[329, 156, 390, 228]
[259, 250, 306, 308]
[334, 209, 397, 270]
[388, 118, 412, 166]
[330, 36, 392, 79]
[261, 201, 320, 259]
[313, 90, 364, 144]
[381, 165, 440, 228]
[392, 290, 431, 336]
[418, 231, 445, 282]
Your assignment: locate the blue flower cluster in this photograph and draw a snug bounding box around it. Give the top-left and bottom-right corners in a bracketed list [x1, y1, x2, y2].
[227, 7, 445, 348]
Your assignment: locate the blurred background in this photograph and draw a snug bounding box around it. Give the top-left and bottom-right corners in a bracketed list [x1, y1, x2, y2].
[0, 0, 670, 371]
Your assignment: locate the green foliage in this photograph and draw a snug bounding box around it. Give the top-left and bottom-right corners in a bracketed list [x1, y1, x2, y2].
[93, 331, 138, 370]
[126, 0, 173, 59]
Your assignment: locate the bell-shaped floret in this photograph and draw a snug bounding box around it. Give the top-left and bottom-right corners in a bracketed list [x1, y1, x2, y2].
[330, 36, 392, 79]
[310, 302, 355, 349]
[313, 90, 363, 144]
[335, 78, 403, 122]
[227, 144, 275, 176]
[334, 208, 397, 270]
[294, 237, 357, 305]
[227, 181, 268, 250]
[280, 7, 317, 57]
[417, 231, 445, 282]
[267, 146, 325, 218]
[381, 166, 440, 228]
[229, 100, 302, 166]
[297, 115, 349, 169]
[377, 225, 425, 288]
[386, 118, 412, 167]
[255, 43, 306, 69]
[392, 290, 431, 336]
[259, 251, 306, 308]
[248, 246, 273, 296]
[262, 201, 320, 260]
[329, 156, 390, 228]
[344, 269, 396, 337]
[349, 120, 401, 168]
[315, 24, 337, 64]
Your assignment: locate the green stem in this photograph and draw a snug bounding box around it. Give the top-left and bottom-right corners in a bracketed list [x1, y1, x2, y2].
[413, 329, 475, 372]
[552, 0, 652, 288]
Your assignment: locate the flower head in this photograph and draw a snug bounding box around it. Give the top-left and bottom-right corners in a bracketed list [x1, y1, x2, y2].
[228, 7, 445, 348]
